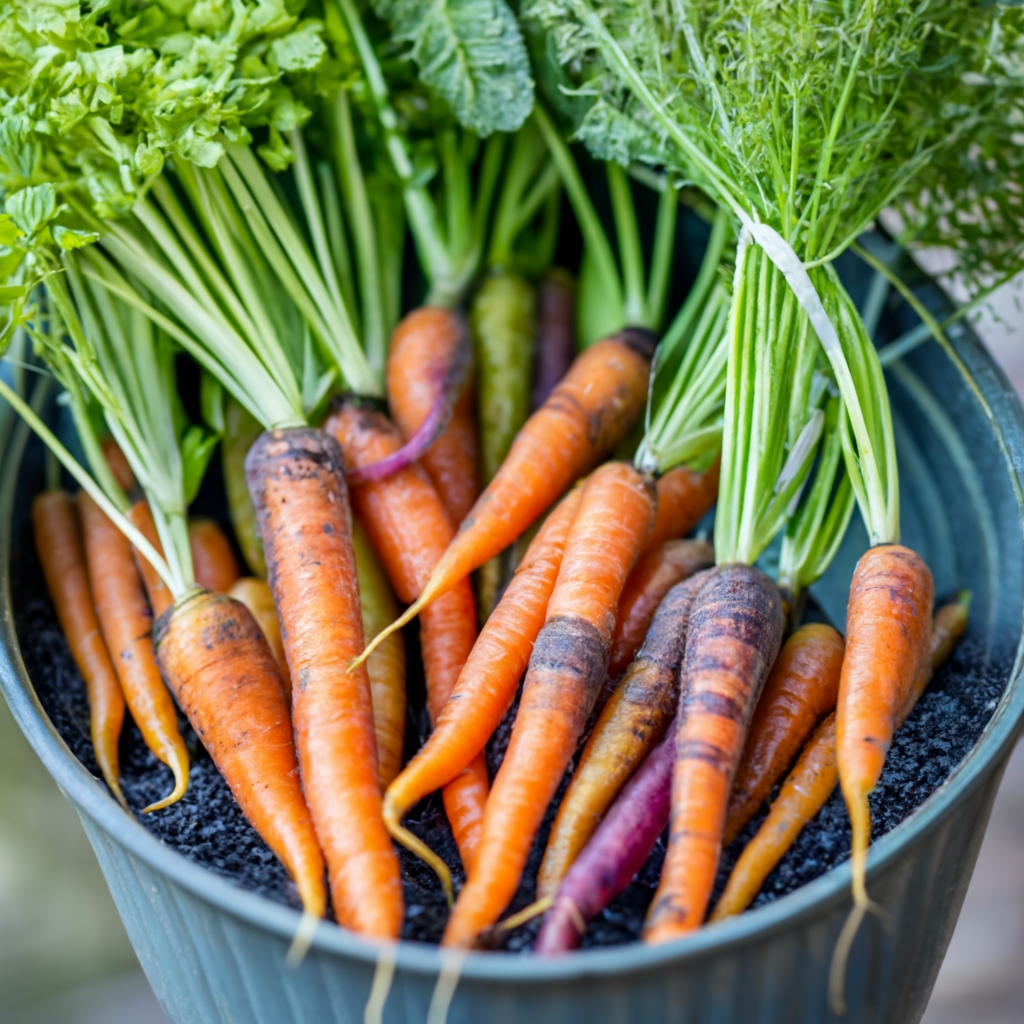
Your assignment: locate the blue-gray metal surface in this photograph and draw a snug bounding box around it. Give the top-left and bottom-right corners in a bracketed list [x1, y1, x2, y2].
[2, 300, 1023, 1024]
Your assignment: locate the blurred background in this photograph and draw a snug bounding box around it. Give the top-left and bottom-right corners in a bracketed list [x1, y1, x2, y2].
[0, 268, 1020, 1024]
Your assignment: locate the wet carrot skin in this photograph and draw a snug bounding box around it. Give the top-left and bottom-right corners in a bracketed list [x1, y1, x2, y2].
[608, 539, 715, 679]
[387, 306, 480, 526]
[538, 567, 715, 898]
[645, 563, 784, 944]
[77, 491, 189, 812]
[155, 589, 326, 918]
[724, 623, 845, 845]
[442, 462, 656, 947]
[247, 427, 402, 938]
[33, 491, 126, 805]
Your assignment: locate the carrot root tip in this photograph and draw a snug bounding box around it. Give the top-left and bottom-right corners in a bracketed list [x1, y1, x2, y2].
[828, 900, 868, 1015]
[284, 910, 320, 970]
[426, 949, 468, 1024]
[363, 944, 397, 1024]
[385, 814, 454, 908]
[141, 762, 188, 814]
[351, 602, 420, 673]
[492, 895, 554, 935]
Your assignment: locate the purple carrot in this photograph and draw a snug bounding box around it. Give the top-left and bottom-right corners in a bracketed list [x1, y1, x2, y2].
[531, 268, 577, 410]
[535, 722, 675, 954]
[346, 323, 471, 484]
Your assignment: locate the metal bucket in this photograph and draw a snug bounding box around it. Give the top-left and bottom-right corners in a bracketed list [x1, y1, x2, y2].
[1, 272, 1023, 1024]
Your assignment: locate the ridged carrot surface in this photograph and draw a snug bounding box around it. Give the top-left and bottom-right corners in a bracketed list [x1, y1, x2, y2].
[382, 484, 584, 898]
[644, 564, 783, 943]
[247, 427, 402, 938]
[724, 623, 845, 845]
[836, 545, 933, 910]
[155, 589, 326, 918]
[357, 328, 655, 667]
[607, 539, 714, 679]
[537, 568, 713, 898]
[443, 462, 656, 947]
[326, 401, 485, 871]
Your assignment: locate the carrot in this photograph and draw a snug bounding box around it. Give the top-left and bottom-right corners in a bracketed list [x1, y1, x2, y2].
[357, 328, 655, 667]
[712, 596, 967, 923]
[154, 589, 326, 918]
[442, 461, 656, 947]
[324, 401, 484, 872]
[536, 722, 676, 954]
[32, 491, 126, 807]
[228, 578, 290, 699]
[537, 567, 714, 898]
[188, 518, 241, 593]
[836, 546, 934, 913]
[531, 267, 577, 410]
[607, 539, 714, 679]
[127, 500, 174, 619]
[77, 491, 189, 814]
[101, 434, 136, 494]
[723, 623, 845, 845]
[351, 516, 407, 791]
[382, 484, 584, 898]
[387, 306, 480, 526]
[246, 427, 402, 938]
[644, 457, 721, 553]
[644, 564, 783, 944]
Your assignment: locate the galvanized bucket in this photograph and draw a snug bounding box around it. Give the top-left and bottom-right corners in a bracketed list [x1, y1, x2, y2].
[1, 272, 1023, 1024]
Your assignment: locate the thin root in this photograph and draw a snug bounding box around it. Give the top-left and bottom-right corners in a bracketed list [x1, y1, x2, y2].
[351, 599, 423, 673]
[142, 760, 188, 814]
[384, 805, 454, 907]
[494, 895, 554, 933]
[363, 943, 397, 1024]
[284, 910, 319, 970]
[426, 949, 468, 1024]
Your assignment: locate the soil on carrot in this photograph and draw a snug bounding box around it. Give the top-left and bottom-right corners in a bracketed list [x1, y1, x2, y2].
[12, 526, 1010, 949]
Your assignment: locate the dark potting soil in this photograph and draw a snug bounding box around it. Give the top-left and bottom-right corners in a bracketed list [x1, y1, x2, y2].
[12, 525, 1010, 950]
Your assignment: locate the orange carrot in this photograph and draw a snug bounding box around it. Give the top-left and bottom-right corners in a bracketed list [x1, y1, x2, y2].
[442, 461, 656, 947]
[644, 457, 720, 553]
[538, 567, 714, 898]
[836, 546, 933, 912]
[382, 484, 585, 898]
[77, 491, 189, 813]
[33, 491, 126, 807]
[351, 516, 407, 791]
[155, 589, 326, 918]
[607, 539, 714, 679]
[387, 306, 480, 526]
[101, 434, 135, 494]
[247, 427, 402, 938]
[326, 400, 484, 871]
[188, 518, 241, 593]
[712, 596, 967, 922]
[127, 501, 174, 618]
[228, 577, 290, 699]
[644, 564, 784, 944]
[358, 328, 655, 666]
[723, 623, 845, 845]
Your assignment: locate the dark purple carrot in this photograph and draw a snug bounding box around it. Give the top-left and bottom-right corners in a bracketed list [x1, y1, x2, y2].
[536, 724, 676, 954]
[532, 268, 577, 410]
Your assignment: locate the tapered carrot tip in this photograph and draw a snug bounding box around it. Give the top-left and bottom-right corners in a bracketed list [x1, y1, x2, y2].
[142, 753, 189, 813]
[383, 795, 454, 907]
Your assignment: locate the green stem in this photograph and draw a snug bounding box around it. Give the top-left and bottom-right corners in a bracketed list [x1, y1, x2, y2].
[534, 104, 623, 317]
[0, 376, 175, 591]
[607, 163, 648, 327]
[646, 185, 679, 333]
